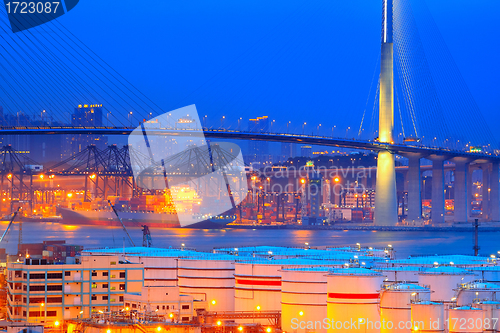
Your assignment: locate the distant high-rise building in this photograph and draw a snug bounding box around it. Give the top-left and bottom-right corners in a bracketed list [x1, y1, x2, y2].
[247, 116, 270, 165]
[70, 104, 107, 155]
[301, 145, 312, 158]
[280, 143, 294, 162]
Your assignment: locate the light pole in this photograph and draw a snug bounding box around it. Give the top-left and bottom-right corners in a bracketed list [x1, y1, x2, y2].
[238, 117, 242, 130]
[203, 115, 208, 128]
[302, 122, 306, 134]
[317, 124, 322, 136]
[331, 125, 336, 137]
[128, 111, 133, 126]
[287, 121, 291, 133]
[220, 116, 225, 129]
[345, 127, 351, 138]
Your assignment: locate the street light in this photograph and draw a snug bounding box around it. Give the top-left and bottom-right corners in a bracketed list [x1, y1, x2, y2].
[302, 122, 307, 134]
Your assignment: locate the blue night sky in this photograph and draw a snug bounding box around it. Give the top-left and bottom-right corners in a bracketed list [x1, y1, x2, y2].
[51, 0, 500, 139]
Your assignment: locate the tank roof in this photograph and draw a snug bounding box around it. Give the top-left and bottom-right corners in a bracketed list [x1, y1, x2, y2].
[453, 306, 482, 310]
[384, 283, 429, 291]
[412, 301, 441, 305]
[281, 267, 332, 272]
[419, 266, 474, 275]
[179, 254, 238, 261]
[374, 267, 425, 272]
[329, 267, 383, 276]
[235, 258, 342, 266]
[459, 281, 500, 290]
[82, 247, 199, 257]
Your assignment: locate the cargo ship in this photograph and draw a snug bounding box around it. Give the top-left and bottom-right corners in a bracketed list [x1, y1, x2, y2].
[57, 207, 236, 228]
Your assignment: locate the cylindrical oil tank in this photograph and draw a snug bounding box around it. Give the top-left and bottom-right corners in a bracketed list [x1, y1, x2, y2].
[235, 259, 340, 313]
[327, 268, 384, 333]
[411, 301, 445, 333]
[177, 254, 236, 311]
[418, 267, 475, 302]
[379, 283, 431, 333]
[479, 301, 500, 332]
[469, 267, 500, 283]
[281, 267, 330, 333]
[447, 306, 484, 333]
[130, 255, 180, 287]
[456, 281, 500, 306]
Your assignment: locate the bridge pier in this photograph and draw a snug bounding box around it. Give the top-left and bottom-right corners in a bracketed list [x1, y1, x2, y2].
[430, 156, 446, 224]
[467, 165, 476, 220]
[453, 159, 469, 223]
[490, 161, 500, 222]
[406, 155, 422, 223]
[375, 151, 398, 226]
[482, 164, 491, 221]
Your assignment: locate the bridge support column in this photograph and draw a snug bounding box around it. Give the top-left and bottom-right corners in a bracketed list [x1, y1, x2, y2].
[430, 156, 446, 224]
[467, 165, 475, 220]
[490, 161, 500, 222]
[482, 164, 491, 221]
[453, 159, 469, 223]
[375, 151, 398, 226]
[406, 155, 421, 223]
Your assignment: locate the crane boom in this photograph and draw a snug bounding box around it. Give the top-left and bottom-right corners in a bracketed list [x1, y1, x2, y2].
[107, 200, 135, 247]
[0, 208, 21, 244]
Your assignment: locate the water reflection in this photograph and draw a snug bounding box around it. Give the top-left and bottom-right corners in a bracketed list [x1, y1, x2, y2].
[0, 223, 496, 259]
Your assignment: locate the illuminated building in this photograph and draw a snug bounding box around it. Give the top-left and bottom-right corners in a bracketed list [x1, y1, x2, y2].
[70, 104, 107, 155]
[6, 255, 143, 324]
[124, 286, 195, 322]
[247, 116, 269, 165]
[300, 146, 312, 158]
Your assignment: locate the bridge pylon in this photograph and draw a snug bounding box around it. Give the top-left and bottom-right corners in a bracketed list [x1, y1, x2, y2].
[374, 0, 398, 226]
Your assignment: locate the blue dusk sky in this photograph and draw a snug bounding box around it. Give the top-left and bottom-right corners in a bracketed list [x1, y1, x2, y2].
[10, 0, 500, 140]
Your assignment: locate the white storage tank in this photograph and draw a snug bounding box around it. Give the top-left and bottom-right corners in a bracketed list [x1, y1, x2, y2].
[455, 281, 500, 306]
[410, 301, 445, 333]
[281, 267, 330, 333]
[379, 283, 431, 333]
[178, 254, 236, 311]
[478, 301, 500, 333]
[470, 267, 500, 283]
[418, 266, 475, 302]
[327, 268, 384, 333]
[447, 306, 484, 333]
[235, 259, 341, 314]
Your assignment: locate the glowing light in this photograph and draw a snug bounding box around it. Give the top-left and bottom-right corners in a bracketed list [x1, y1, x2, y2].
[300, 179, 306, 184]
[7, 174, 12, 179]
[41, 303, 45, 307]
[238, 326, 243, 332]
[90, 174, 96, 179]
[125, 307, 129, 311]
[107, 330, 111, 333]
[156, 327, 162, 331]
[211, 300, 216, 305]
[266, 328, 272, 333]
[54, 321, 60, 327]
[169, 313, 174, 318]
[217, 321, 222, 326]
[39, 174, 44, 179]
[299, 311, 304, 316]
[67, 193, 73, 198]
[256, 305, 261, 311]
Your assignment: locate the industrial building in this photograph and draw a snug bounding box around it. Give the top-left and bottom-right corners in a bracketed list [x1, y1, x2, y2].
[6, 255, 143, 324]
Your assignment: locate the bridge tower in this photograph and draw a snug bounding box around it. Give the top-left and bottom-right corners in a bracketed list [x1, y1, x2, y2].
[374, 0, 398, 226]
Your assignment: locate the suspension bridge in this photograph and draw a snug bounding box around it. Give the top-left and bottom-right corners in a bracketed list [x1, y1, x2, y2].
[0, 0, 498, 225]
